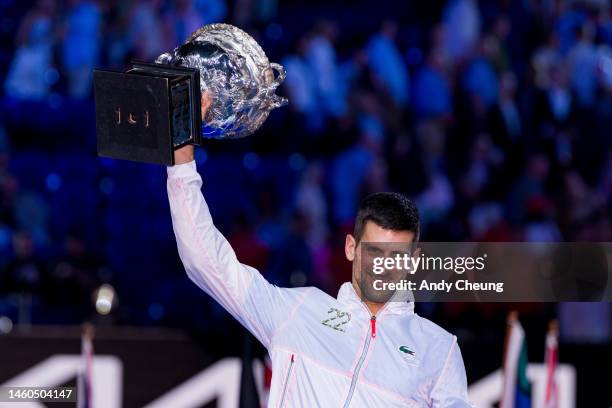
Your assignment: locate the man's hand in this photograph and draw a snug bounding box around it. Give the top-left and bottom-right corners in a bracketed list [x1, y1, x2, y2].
[174, 91, 212, 165]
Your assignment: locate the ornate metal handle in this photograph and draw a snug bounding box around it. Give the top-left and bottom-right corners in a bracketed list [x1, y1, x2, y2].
[269, 62, 286, 89]
[257, 62, 287, 109]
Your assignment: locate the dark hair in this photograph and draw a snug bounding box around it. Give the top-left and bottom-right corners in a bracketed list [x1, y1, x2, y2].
[353, 192, 420, 243]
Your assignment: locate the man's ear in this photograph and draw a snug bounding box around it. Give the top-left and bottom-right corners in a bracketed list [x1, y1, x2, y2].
[345, 234, 356, 261]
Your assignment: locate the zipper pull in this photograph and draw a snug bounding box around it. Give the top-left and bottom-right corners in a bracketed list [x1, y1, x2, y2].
[370, 316, 377, 338]
[290, 354, 295, 363]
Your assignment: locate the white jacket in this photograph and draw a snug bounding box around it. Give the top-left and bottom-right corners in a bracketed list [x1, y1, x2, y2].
[167, 161, 472, 407]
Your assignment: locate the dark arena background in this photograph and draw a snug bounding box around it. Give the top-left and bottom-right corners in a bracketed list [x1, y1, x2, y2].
[0, 0, 611, 407]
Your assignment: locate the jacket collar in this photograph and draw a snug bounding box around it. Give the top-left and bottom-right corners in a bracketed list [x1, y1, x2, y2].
[336, 282, 414, 317]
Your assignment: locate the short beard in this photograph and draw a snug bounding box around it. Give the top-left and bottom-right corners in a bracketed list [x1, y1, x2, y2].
[357, 270, 396, 304]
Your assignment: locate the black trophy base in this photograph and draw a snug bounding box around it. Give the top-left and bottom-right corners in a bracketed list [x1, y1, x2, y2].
[94, 62, 202, 165]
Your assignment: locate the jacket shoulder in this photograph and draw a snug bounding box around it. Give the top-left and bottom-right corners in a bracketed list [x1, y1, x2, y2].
[258, 284, 328, 308]
[411, 313, 457, 347]
[268, 284, 324, 298]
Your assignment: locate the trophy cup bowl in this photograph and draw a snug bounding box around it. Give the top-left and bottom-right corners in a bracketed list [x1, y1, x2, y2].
[156, 23, 288, 140]
[94, 23, 287, 164]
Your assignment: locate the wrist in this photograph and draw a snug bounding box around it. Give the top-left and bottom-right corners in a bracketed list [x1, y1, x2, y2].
[174, 154, 194, 165]
[174, 145, 195, 165]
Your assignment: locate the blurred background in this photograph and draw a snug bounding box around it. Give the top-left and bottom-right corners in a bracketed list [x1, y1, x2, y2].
[0, 0, 611, 406]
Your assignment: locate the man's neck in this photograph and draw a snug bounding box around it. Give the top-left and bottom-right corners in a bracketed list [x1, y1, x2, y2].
[364, 300, 384, 317]
[351, 280, 385, 316]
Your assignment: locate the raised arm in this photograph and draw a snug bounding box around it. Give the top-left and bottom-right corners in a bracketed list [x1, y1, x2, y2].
[167, 142, 309, 348]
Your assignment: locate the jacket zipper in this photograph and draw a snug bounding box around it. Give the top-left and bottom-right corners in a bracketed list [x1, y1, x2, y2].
[279, 353, 295, 407]
[342, 314, 377, 408]
[371, 315, 377, 338]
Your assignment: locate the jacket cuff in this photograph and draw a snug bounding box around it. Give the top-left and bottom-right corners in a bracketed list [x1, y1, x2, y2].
[167, 160, 197, 179]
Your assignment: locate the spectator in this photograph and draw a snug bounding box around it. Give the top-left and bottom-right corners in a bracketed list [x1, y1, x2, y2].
[195, 0, 228, 24]
[1, 231, 47, 297]
[462, 36, 500, 109]
[567, 22, 599, 107]
[535, 62, 576, 137]
[330, 130, 380, 224]
[306, 21, 347, 117]
[164, 0, 205, 46]
[366, 20, 410, 107]
[283, 34, 324, 132]
[13, 191, 49, 249]
[266, 212, 313, 287]
[127, 0, 167, 61]
[4, 0, 57, 100]
[509, 154, 550, 222]
[442, 0, 481, 62]
[532, 31, 563, 90]
[487, 71, 523, 183]
[413, 48, 453, 119]
[295, 162, 328, 249]
[61, 0, 102, 98]
[47, 233, 101, 312]
[523, 195, 562, 242]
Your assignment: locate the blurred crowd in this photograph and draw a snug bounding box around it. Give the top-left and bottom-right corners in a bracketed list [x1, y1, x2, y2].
[0, 0, 611, 337]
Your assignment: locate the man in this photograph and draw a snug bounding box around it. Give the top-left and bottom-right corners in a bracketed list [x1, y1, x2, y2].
[167, 102, 470, 407]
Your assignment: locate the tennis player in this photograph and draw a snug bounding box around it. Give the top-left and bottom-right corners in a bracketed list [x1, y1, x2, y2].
[167, 101, 471, 407]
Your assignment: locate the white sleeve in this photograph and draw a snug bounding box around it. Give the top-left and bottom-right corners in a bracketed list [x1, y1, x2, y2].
[167, 161, 309, 347]
[430, 337, 473, 408]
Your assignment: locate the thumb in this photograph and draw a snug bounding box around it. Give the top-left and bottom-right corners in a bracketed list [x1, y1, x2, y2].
[201, 91, 212, 119]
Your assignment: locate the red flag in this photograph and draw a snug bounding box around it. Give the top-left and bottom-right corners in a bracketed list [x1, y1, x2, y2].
[544, 320, 559, 408]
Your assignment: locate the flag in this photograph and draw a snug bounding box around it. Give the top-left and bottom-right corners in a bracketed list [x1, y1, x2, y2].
[77, 323, 94, 408]
[543, 320, 559, 408]
[500, 312, 532, 408]
[260, 354, 272, 408]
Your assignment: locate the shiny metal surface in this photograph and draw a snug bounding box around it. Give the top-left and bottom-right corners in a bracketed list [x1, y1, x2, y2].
[156, 23, 287, 139]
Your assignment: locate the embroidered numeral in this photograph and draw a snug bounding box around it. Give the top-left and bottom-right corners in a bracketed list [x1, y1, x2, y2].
[321, 308, 351, 332]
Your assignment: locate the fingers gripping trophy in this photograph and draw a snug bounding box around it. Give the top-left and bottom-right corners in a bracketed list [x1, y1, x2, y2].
[93, 23, 288, 165]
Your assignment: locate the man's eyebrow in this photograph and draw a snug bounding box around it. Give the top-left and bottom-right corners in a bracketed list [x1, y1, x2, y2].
[363, 243, 384, 251]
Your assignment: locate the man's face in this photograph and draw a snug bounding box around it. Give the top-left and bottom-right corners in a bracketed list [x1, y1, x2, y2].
[345, 221, 415, 303]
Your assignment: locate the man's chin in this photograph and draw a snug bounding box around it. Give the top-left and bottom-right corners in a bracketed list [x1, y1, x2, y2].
[360, 285, 395, 303]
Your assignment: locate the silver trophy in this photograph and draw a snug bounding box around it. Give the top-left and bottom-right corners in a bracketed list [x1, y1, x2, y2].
[94, 23, 286, 164]
[156, 23, 288, 140]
